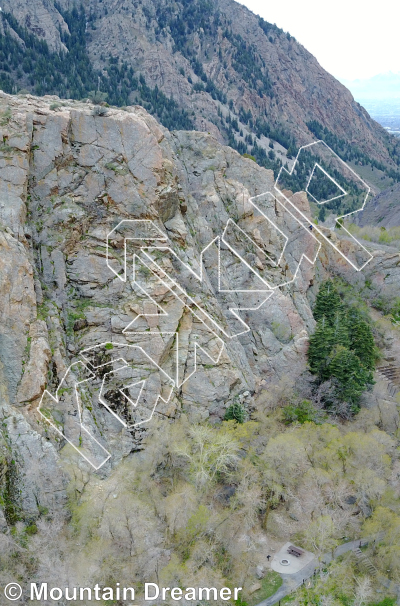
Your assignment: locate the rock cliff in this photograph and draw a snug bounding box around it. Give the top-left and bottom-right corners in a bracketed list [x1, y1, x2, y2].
[0, 91, 399, 524]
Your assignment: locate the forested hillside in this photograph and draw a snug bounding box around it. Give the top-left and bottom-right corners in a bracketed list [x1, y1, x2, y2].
[0, 0, 400, 186]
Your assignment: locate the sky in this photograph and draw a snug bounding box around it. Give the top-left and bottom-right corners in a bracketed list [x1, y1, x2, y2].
[237, 0, 400, 82]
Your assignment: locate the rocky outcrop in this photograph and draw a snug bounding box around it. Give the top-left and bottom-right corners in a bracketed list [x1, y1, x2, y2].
[0, 0, 68, 52]
[0, 91, 399, 522]
[16, 320, 51, 404]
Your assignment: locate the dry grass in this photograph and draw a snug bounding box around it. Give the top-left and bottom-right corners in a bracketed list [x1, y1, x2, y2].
[347, 224, 400, 248]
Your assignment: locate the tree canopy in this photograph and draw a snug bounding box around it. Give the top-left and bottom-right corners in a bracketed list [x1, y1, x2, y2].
[308, 280, 376, 416]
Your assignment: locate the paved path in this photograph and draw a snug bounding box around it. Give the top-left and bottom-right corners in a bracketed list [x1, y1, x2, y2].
[334, 539, 365, 557]
[255, 537, 400, 606]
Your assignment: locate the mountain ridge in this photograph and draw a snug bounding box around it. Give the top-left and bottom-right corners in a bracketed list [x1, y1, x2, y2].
[1, 0, 400, 183]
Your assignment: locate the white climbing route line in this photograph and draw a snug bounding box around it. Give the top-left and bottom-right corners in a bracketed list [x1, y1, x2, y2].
[39, 141, 375, 468]
[275, 140, 373, 271]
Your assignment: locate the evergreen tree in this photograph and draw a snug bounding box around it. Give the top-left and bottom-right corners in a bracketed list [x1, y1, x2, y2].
[331, 309, 350, 349]
[308, 280, 376, 417]
[313, 280, 342, 324]
[328, 345, 373, 410]
[224, 401, 246, 423]
[0, 6, 195, 132]
[349, 318, 376, 371]
[308, 318, 336, 380]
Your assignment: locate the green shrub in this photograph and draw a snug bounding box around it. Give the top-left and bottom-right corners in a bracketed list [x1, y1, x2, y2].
[370, 599, 397, 606]
[92, 105, 108, 116]
[391, 298, 400, 323]
[224, 401, 246, 423]
[282, 400, 323, 424]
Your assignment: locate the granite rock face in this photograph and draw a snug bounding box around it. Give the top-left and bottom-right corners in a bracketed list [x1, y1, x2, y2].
[0, 92, 399, 521]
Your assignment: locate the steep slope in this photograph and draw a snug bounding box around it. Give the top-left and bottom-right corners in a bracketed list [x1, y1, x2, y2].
[1, 0, 400, 182]
[357, 182, 400, 228]
[0, 91, 316, 505]
[1, 89, 399, 510]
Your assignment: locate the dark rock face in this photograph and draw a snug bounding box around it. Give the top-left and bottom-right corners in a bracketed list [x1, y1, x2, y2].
[73, 318, 88, 331]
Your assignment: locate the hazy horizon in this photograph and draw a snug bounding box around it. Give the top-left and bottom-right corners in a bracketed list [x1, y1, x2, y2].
[237, 0, 400, 82]
[339, 72, 400, 102]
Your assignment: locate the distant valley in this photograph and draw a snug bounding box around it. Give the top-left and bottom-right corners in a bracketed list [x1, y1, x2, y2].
[341, 72, 400, 137]
[359, 98, 400, 137]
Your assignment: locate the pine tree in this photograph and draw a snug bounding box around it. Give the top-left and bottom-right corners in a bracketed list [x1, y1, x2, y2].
[349, 318, 376, 370]
[313, 280, 342, 325]
[308, 318, 335, 380]
[224, 401, 246, 423]
[331, 309, 350, 349]
[308, 281, 377, 417]
[328, 345, 373, 408]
